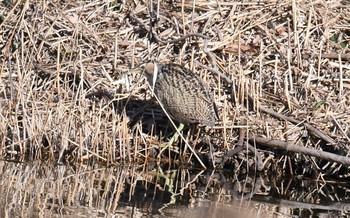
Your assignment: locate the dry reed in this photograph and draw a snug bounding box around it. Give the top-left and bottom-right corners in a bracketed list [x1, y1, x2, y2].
[0, 0, 349, 176]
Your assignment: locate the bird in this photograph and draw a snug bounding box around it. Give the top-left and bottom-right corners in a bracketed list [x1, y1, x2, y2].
[142, 62, 217, 127]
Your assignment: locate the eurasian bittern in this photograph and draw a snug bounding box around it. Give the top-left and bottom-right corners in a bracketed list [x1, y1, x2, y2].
[143, 62, 217, 127]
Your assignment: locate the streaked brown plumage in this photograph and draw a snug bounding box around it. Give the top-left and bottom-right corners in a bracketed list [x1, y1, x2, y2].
[143, 62, 217, 127]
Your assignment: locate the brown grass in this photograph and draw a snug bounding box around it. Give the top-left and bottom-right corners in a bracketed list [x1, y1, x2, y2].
[0, 0, 349, 175]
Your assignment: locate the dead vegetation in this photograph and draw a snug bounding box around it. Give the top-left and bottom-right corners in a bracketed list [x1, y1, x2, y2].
[0, 0, 350, 178]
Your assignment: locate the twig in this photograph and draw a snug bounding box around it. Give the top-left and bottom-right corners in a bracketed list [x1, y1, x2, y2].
[202, 39, 217, 70]
[194, 60, 232, 84]
[250, 136, 350, 166]
[157, 33, 208, 45]
[129, 12, 208, 45]
[219, 129, 263, 171]
[259, 105, 336, 145]
[129, 11, 222, 73]
[321, 53, 350, 61]
[254, 195, 350, 211]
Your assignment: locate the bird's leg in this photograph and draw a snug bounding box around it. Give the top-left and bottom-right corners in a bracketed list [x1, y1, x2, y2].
[160, 123, 185, 153]
[168, 123, 184, 146]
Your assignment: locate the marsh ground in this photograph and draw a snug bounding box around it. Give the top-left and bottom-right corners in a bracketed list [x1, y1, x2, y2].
[0, 0, 350, 217]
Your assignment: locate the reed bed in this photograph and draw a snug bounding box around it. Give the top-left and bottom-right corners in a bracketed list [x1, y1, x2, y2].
[0, 0, 349, 177]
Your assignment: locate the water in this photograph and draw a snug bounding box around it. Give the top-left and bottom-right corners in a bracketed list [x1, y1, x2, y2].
[0, 160, 349, 217]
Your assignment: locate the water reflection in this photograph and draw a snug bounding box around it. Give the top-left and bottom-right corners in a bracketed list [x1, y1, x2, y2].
[0, 160, 349, 217]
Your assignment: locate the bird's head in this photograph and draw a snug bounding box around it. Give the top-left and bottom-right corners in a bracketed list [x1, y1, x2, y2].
[142, 62, 158, 93]
[144, 62, 155, 77]
[129, 62, 159, 94]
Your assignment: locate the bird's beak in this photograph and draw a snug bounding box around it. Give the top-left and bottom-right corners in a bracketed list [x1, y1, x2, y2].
[130, 63, 158, 96]
[151, 62, 158, 96]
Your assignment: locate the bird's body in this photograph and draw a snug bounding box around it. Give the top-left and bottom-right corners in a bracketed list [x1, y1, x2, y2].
[143, 62, 217, 127]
